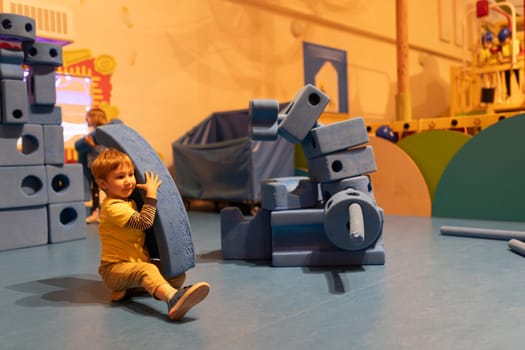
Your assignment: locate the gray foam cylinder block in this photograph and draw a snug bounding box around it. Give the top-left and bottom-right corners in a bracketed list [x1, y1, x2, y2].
[0, 165, 48, 209]
[47, 201, 87, 243]
[96, 123, 195, 277]
[508, 239, 525, 256]
[0, 123, 44, 166]
[440, 225, 525, 241]
[302, 117, 369, 159]
[0, 206, 48, 251]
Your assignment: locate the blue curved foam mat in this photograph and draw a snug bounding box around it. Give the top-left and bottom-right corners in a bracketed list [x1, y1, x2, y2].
[433, 114, 525, 222]
[96, 124, 195, 277]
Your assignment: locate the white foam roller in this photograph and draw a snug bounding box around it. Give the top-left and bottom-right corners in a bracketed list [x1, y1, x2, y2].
[508, 239, 525, 256]
[440, 225, 525, 241]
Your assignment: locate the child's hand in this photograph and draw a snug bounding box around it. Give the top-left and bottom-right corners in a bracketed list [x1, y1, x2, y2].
[135, 171, 162, 199]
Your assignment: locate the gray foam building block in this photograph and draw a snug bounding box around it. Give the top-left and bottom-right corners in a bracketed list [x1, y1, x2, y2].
[278, 84, 330, 144]
[0, 165, 48, 209]
[260, 176, 319, 211]
[0, 79, 29, 124]
[302, 117, 369, 159]
[46, 164, 84, 204]
[29, 105, 62, 125]
[271, 208, 385, 266]
[0, 13, 36, 42]
[43, 125, 64, 165]
[0, 62, 24, 80]
[26, 65, 56, 106]
[307, 145, 377, 183]
[0, 206, 48, 251]
[220, 207, 272, 260]
[0, 123, 44, 165]
[508, 239, 525, 256]
[249, 99, 279, 141]
[47, 201, 87, 243]
[0, 48, 24, 64]
[96, 123, 195, 277]
[23, 41, 63, 66]
[320, 175, 374, 202]
[440, 225, 525, 241]
[323, 189, 383, 251]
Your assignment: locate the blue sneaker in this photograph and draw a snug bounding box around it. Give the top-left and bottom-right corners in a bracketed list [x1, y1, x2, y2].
[168, 282, 210, 321]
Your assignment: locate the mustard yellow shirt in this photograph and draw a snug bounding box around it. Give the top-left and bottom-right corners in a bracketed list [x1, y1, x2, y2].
[98, 197, 150, 263]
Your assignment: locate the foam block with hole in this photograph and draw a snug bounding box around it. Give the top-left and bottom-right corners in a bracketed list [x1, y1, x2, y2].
[45, 164, 84, 204]
[0, 165, 47, 209]
[307, 146, 377, 183]
[96, 123, 195, 277]
[47, 201, 87, 243]
[220, 207, 272, 260]
[0, 79, 29, 124]
[43, 125, 64, 165]
[320, 175, 373, 202]
[260, 176, 319, 211]
[0, 13, 36, 42]
[29, 105, 62, 125]
[301, 117, 369, 159]
[22, 41, 63, 66]
[0, 206, 48, 251]
[270, 208, 385, 266]
[26, 65, 56, 106]
[0, 123, 44, 165]
[278, 84, 329, 144]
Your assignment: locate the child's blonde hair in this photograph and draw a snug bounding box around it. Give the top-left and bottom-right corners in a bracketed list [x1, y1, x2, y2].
[87, 107, 107, 127]
[91, 148, 134, 181]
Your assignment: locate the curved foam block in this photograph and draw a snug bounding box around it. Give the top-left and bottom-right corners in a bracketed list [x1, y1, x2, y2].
[0, 13, 35, 42]
[96, 123, 195, 277]
[320, 175, 373, 202]
[433, 114, 525, 222]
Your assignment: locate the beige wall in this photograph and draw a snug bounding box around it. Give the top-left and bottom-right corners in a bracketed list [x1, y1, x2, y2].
[45, 0, 475, 167]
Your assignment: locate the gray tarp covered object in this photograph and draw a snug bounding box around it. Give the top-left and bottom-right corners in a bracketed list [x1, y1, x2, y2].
[172, 107, 294, 203]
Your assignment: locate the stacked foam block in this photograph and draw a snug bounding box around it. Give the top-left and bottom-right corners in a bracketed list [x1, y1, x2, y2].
[221, 84, 385, 266]
[0, 13, 86, 251]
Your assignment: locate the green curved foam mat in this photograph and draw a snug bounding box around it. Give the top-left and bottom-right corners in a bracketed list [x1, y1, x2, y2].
[433, 114, 525, 221]
[397, 130, 471, 201]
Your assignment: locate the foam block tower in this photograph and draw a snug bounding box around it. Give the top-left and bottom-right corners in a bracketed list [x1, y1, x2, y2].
[221, 84, 385, 266]
[0, 12, 86, 251]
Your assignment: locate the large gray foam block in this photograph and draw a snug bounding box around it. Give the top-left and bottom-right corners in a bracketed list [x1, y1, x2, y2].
[43, 125, 64, 165]
[0, 123, 44, 165]
[46, 164, 84, 204]
[220, 207, 272, 260]
[0, 13, 36, 42]
[278, 84, 329, 144]
[0, 165, 48, 209]
[260, 176, 319, 211]
[440, 225, 525, 241]
[47, 201, 87, 243]
[96, 123, 195, 277]
[302, 117, 369, 159]
[0, 206, 48, 251]
[307, 146, 377, 183]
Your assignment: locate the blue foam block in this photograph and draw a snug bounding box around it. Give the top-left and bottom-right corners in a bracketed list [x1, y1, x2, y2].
[302, 117, 369, 159]
[47, 201, 87, 243]
[0, 165, 48, 209]
[0, 13, 35, 42]
[26, 65, 56, 106]
[220, 207, 272, 260]
[96, 123, 195, 277]
[46, 164, 84, 204]
[22, 41, 63, 66]
[0, 206, 48, 251]
[260, 176, 319, 211]
[0, 62, 24, 80]
[271, 209, 385, 266]
[307, 146, 377, 183]
[0, 79, 29, 124]
[0, 48, 24, 64]
[278, 84, 330, 144]
[29, 105, 62, 125]
[320, 175, 374, 202]
[43, 125, 64, 165]
[0, 124, 44, 165]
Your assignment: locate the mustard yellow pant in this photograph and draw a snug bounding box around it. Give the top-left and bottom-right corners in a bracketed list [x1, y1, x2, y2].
[98, 261, 169, 297]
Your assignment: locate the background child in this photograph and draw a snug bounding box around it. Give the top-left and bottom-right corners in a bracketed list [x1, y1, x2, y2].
[91, 148, 210, 321]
